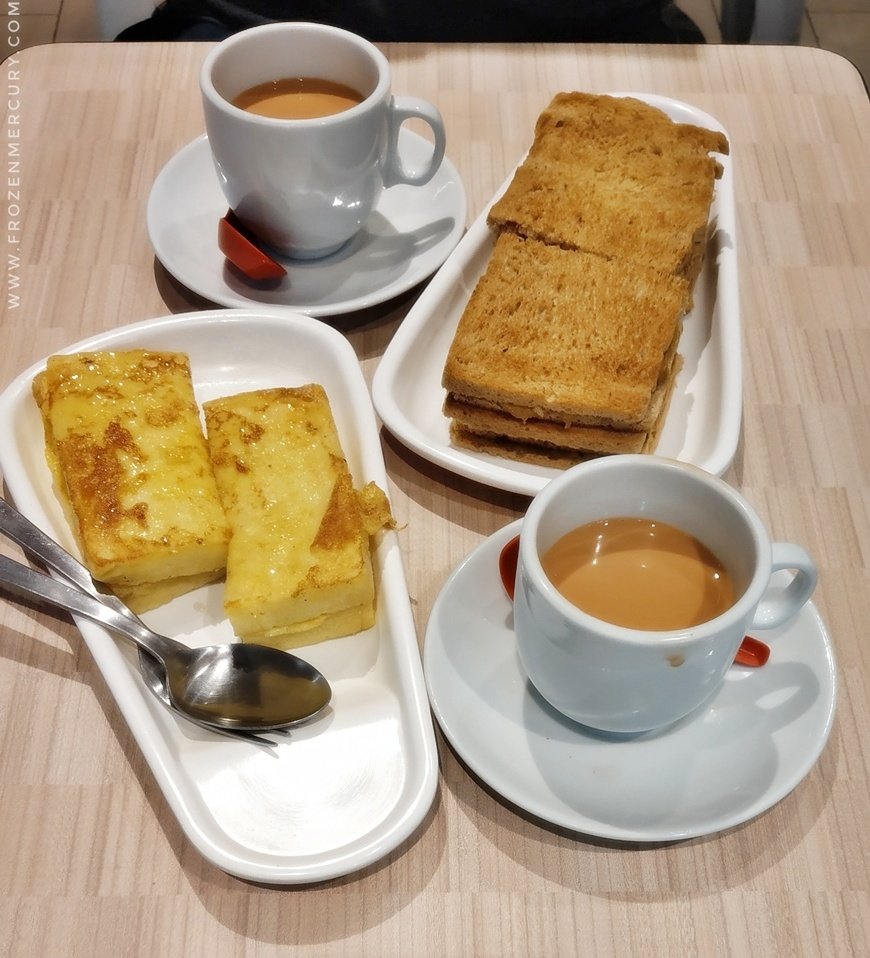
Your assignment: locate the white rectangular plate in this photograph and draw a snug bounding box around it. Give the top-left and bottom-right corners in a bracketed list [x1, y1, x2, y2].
[0, 309, 437, 884]
[372, 93, 741, 495]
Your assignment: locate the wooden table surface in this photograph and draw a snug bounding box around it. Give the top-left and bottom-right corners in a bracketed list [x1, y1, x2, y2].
[1, 39, 869, 958]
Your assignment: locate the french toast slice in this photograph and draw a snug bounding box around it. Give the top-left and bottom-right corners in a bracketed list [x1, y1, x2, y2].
[203, 385, 394, 648]
[112, 570, 225, 614]
[32, 350, 230, 589]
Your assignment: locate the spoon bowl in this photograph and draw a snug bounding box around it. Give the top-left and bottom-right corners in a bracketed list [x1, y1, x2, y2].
[163, 638, 331, 729]
[0, 554, 333, 729]
[136, 649, 287, 745]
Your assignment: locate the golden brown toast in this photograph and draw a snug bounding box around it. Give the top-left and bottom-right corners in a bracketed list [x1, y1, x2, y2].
[445, 352, 682, 463]
[487, 93, 729, 283]
[441, 92, 725, 467]
[448, 427, 595, 469]
[203, 385, 394, 648]
[442, 233, 688, 428]
[32, 350, 229, 589]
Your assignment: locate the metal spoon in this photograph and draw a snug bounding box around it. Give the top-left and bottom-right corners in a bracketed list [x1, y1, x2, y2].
[0, 499, 332, 732]
[1, 499, 287, 745]
[135, 649, 285, 746]
[0, 498, 285, 745]
[0, 556, 332, 730]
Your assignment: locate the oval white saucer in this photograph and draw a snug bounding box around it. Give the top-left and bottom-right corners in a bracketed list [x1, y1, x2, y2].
[147, 131, 467, 317]
[425, 520, 837, 842]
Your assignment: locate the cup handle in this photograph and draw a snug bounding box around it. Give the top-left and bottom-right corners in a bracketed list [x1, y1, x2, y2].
[751, 542, 818, 630]
[382, 95, 446, 187]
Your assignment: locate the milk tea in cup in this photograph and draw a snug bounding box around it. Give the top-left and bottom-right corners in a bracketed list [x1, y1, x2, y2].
[200, 22, 447, 259]
[231, 77, 366, 120]
[540, 516, 736, 631]
[513, 456, 817, 733]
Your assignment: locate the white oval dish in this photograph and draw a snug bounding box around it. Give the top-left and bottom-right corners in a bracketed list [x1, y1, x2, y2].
[0, 310, 438, 883]
[372, 94, 741, 495]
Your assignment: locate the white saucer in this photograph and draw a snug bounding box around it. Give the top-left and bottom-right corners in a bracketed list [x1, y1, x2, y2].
[425, 520, 837, 842]
[147, 131, 467, 316]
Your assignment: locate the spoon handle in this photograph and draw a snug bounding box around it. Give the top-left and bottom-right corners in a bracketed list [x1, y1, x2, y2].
[0, 553, 173, 661]
[0, 498, 134, 615]
[1, 498, 97, 591]
[0, 499, 162, 679]
[0, 501, 286, 746]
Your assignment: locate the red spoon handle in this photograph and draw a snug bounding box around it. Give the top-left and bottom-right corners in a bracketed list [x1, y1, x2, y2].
[733, 635, 771, 667]
[218, 210, 286, 281]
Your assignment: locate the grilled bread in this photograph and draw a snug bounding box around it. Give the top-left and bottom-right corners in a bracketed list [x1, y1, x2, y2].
[442, 233, 688, 429]
[203, 385, 394, 649]
[32, 350, 230, 595]
[445, 352, 683, 459]
[442, 91, 727, 466]
[488, 92, 729, 286]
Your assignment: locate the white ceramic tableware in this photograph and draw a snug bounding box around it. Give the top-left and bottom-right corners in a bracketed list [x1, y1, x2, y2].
[424, 520, 836, 841]
[372, 94, 739, 493]
[146, 131, 466, 315]
[0, 310, 438, 883]
[200, 22, 446, 258]
[514, 456, 817, 734]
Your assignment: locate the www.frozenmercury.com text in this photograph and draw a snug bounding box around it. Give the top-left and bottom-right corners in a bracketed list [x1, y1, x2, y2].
[5, 4, 22, 310]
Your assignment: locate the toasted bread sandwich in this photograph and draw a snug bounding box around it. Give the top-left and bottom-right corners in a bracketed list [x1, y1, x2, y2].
[441, 91, 727, 467]
[32, 350, 230, 600]
[203, 385, 394, 648]
[442, 232, 688, 427]
[488, 92, 729, 286]
[445, 350, 683, 461]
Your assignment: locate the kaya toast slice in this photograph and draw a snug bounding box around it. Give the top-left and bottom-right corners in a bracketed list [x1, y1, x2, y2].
[441, 232, 689, 431]
[487, 92, 729, 286]
[445, 351, 683, 463]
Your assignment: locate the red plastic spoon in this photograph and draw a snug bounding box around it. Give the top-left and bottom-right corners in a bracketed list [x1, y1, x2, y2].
[497, 534, 770, 668]
[498, 534, 521, 602]
[218, 210, 286, 282]
[733, 635, 771, 667]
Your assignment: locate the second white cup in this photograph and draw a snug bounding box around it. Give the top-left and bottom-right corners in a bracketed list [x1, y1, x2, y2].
[200, 22, 447, 259]
[514, 457, 818, 734]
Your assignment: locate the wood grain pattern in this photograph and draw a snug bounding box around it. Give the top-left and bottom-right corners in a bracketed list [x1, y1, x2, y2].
[1, 40, 869, 958]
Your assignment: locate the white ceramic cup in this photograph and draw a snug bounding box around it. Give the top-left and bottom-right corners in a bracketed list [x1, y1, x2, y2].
[200, 22, 447, 259]
[514, 456, 817, 734]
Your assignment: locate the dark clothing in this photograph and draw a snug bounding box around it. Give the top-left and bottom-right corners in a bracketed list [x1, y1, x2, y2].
[117, 1, 705, 43]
